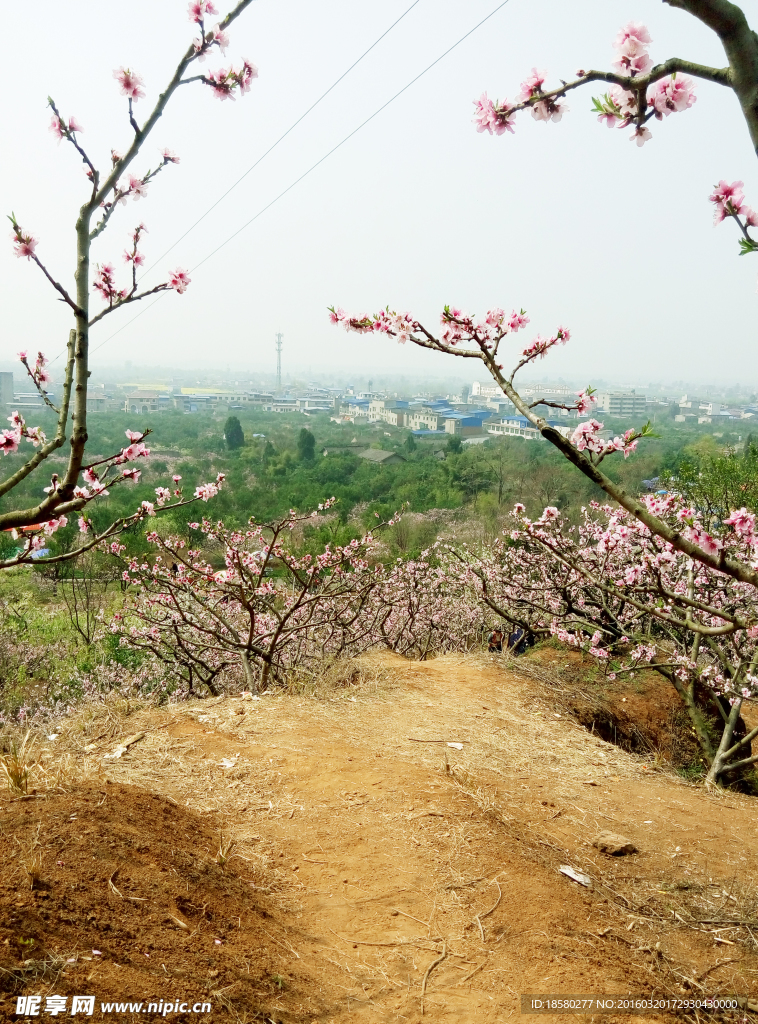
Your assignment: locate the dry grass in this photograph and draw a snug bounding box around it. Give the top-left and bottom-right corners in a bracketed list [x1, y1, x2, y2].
[0, 730, 37, 794]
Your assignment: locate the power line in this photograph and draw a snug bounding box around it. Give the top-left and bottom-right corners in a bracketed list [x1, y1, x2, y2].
[141, 0, 424, 278]
[89, 0, 512, 357]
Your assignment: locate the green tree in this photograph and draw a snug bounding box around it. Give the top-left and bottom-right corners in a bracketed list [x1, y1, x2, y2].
[224, 415, 244, 450]
[297, 427, 316, 462]
[446, 435, 463, 455]
[404, 432, 417, 453]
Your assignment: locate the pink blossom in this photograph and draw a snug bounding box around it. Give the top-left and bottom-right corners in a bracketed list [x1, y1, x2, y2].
[161, 148, 180, 164]
[24, 426, 45, 448]
[613, 22, 652, 50]
[611, 36, 653, 78]
[141, 501, 156, 517]
[68, 116, 84, 134]
[508, 310, 530, 332]
[12, 230, 37, 260]
[195, 482, 220, 501]
[49, 117, 65, 142]
[169, 268, 191, 294]
[125, 429, 143, 442]
[128, 175, 149, 201]
[78, 516, 90, 534]
[575, 390, 596, 415]
[212, 26, 230, 53]
[648, 75, 697, 118]
[113, 67, 145, 101]
[172, 474, 182, 483]
[123, 248, 145, 266]
[472, 93, 516, 136]
[238, 61, 258, 95]
[0, 429, 20, 455]
[709, 179, 746, 224]
[744, 207, 758, 228]
[530, 96, 568, 123]
[155, 487, 172, 506]
[630, 125, 652, 146]
[724, 507, 756, 541]
[188, 0, 217, 22]
[517, 68, 547, 102]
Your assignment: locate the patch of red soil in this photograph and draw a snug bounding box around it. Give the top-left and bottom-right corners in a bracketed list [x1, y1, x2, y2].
[0, 783, 315, 1021]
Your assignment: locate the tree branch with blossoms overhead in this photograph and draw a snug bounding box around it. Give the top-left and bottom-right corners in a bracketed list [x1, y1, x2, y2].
[472, 15, 758, 263]
[328, 300, 758, 589]
[2, 0, 259, 562]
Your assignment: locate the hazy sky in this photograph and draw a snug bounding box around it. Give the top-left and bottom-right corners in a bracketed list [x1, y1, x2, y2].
[2, 0, 757, 388]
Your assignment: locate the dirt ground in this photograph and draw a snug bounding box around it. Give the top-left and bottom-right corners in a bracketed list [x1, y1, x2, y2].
[2, 651, 758, 1023]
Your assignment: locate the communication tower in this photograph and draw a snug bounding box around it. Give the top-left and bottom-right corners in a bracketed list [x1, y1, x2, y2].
[275, 333, 283, 391]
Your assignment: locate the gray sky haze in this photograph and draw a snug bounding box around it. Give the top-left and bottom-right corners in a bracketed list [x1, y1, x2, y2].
[2, 0, 757, 385]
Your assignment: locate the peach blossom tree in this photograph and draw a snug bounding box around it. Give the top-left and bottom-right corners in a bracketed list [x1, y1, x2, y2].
[1, 0, 257, 566]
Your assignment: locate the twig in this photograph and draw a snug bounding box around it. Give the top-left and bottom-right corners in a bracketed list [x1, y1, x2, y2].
[445, 877, 484, 890]
[457, 961, 485, 985]
[407, 737, 468, 744]
[328, 927, 438, 950]
[421, 941, 447, 1015]
[392, 908, 431, 928]
[474, 916, 484, 942]
[695, 918, 758, 925]
[696, 958, 741, 982]
[479, 880, 502, 920]
[261, 927, 300, 959]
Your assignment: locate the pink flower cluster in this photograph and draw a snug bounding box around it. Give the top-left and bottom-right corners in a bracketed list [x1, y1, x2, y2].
[709, 180, 757, 227]
[114, 67, 145, 101]
[611, 21, 653, 77]
[473, 93, 516, 136]
[1, 409, 47, 456]
[517, 67, 569, 123]
[49, 114, 84, 143]
[440, 307, 531, 350]
[575, 389, 596, 415]
[570, 419, 639, 459]
[472, 69, 567, 136]
[195, 473, 226, 501]
[328, 307, 420, 342]
[93, 263, 128, 305]
[188, 0, 217, 22]
[205, 61, 258, 100]
[476, 22, 697, 148]
[18, 350, 51, 389]
[519, 326, 570, 362]
[11, 223, 37, 261]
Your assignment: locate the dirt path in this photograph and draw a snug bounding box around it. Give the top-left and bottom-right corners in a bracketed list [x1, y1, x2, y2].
[26, 653, 758, 1021]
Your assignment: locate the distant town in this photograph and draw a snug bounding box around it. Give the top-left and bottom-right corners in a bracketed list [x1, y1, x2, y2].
[2, 367, 756, 446]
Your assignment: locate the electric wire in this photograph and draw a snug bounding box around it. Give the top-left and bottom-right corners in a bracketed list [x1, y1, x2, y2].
[140, 0, 424, 278]
[89, 0, 512, 356]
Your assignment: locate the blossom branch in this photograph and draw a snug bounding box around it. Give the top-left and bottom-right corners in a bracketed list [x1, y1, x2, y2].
[47, 98, 98, 193]
[8, 215, 83, 315]
[0, 333, 75, 503]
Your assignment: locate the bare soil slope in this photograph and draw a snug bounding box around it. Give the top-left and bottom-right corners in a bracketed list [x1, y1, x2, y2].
[2, 652, 758, 1023]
